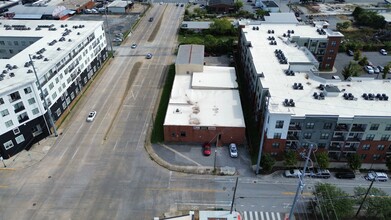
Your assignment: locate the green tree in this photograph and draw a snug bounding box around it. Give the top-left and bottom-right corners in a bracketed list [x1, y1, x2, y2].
[283, 150, 298, 167]
[255, 9, 268, 20]
[354, 50, 361, 61]
[336, 21, 350, 31]
[347, 154, 362, 170]
[342, 62, 361, 79]
[260, 153, 275, 173]
[358, 56, 368, 66]
[383, 65, 390, 79]
[312, 183, 355, 219]
[234, 0, 243, 11]
[355, 186, 391, 219]
[209, 18, 235, 36]
[315, 152, 329, 169]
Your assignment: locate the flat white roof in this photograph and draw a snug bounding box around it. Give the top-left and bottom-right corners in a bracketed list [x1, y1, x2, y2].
[164, 66, 245, 127]
[244, 24, 391, 118]
[0, 20, 103, 94]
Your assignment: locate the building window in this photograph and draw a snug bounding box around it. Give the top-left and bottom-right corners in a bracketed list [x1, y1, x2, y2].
[56, 108, 61, 117]
[377, 145, 385, 151]
[365, 134, 375, 141]
[13, 128, 20, 135]
[370, 124, 379, 130]
[24, 87, 32, 94]
[327, 56, 332, 60]
[9, 91, 21, 102]
[55, 77, 59, 83]
[362, 144, 370, 150]
[17, 112, 29, 123]
[331, 41, 336, 46]
[1, 109, 9, 117]
[305, 122, 315, 129]
[323, 123, 332, 129]
[385, 124, 391, 131]
[49, 83, 54, 90]
[302, 143, 310, 148]
[373, 154, 381, 161]
[381, 134, 390, 141]
[52, 92, 57, 100]
[180, 131, 186, 137]
[5, 120, 13, 127]
[275, 120, 284, 129]
[3, 140, 14, 150]
[272, 143, 280, 148]
[28, 98, 36, 105]
[304, 133, 312, 139]
[0, 98, 4, 105]
[361, 154, 367, 159]
[32, 108, 39, 115]
[274, 133, 282, 139]
[320, 133, 329, 139]
[13, 102, 25, 113]
[15, 134, 25, 144]
[329, 49, 334, 53]
[271, 152, 278, 157]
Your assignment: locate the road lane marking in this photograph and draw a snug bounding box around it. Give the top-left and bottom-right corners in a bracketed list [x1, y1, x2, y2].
[282, 192, 312, 196]
[271, 212, 275, 220]
[160, 143, 202, 166]
[0, 185, 8, 188]
[255, 211, 259, 220]
[266, 212, 270, 220]
[0, 168, 16, 171]
[147, 187, 225, 193]
[249, 211, 253, 220]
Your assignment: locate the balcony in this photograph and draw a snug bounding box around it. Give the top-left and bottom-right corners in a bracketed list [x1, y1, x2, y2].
[335, 124, 349, 131]
[329, 143, 341, 151]
[18, 115, 29, 123]
[288, 125, 302, 130]
[287, 134, 299, 140]
[343, 146, 358, 152]
[285, 142, 298, 150]
[351, 125, 366, 132]
[331, 136, 345, 141]
[14, 106, 25, 113]
[346, 136, 361, 142]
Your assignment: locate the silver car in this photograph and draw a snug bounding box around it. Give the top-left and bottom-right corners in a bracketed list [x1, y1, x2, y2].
[86, 111, 97, 122]
[229, 143, 238, 158]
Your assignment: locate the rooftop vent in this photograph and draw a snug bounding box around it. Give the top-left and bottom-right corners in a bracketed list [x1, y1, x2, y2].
[292, 83, 303, 90]
[267, 30, 274, 34]
[362, 93, 388, 101]
[313, 92, 325, 100]
[285, 70, 295, 76]
[27, 69, 33, 73]
[343, 93, 355, 100]
[9, 72, 15, 77]
[283, 99, 295, 107]
[44, 58, 49, 61]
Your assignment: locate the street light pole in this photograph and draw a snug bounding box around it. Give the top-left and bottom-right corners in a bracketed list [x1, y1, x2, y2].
[230, 177, 239, 214]
[104, 7, 114, 58]
[356, 180, 375, 217]
[255, 95, 269, 175]
[29, 54, 58, 137]
[213, 149, 217, 173]
[288, 144, 314, 220]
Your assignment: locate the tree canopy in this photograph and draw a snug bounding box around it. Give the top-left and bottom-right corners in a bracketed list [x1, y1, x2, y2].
[315, 152, 329, 169]
[283, 150, 298, 167]
[347, 154, 362, 170]
[209, 18, 235, 36]
[313, 183, 355, 219]
[355, 186, 391, 219]
[260, 153, 275, 172]
[352, 7, 386, 29]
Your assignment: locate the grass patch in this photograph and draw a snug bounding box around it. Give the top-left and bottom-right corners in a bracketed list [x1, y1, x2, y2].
[151, 64, 176, 143]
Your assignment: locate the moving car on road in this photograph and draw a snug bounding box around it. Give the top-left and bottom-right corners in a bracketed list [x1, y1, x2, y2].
[146, 53, 153, 59]
[229, 143, 238, 158]
[131, 43, 137, 49]
[380, 49, 388, 55]
[86, 111, 97, 122]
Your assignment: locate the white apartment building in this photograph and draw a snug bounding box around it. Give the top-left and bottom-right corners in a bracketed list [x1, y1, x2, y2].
[0, 20, 108, 159]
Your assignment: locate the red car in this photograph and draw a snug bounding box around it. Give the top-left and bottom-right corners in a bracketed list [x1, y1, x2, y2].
[202, 143, 211, 156]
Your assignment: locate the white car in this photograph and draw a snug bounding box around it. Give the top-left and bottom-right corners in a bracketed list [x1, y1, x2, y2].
[229, 143, 238, 158]
[365, 171, 388, 182]
[380, 49, 388, 55]
[373, 66, 380, 74]
[86, 111, 97, 122]
[284, 169, 302, 178]
[364, 65, 374, 74]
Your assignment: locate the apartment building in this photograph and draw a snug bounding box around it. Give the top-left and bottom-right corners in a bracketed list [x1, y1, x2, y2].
[0, 20, 108, 159]
[239, 22, 391, 164]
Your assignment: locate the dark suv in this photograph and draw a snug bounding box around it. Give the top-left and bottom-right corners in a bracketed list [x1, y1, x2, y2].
[335, 170, 355, 179]
[149, 17, 154, 22]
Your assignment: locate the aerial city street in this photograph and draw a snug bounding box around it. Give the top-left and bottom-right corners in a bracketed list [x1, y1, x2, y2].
[0, 0, 390, 219]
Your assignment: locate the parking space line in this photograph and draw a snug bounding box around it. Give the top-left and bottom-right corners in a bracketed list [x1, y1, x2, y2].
[160, 143, 202, 166]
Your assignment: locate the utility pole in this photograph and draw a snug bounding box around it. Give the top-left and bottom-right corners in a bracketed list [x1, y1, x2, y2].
[288, 144, 314, 220]
[230, 177, 239, 214]
[356, 180, 375, 217]
[255, 95, 269, 175]
[29, 55, 58, 137]
[104, 7, 114, 58]
[213, 150, 217, 173]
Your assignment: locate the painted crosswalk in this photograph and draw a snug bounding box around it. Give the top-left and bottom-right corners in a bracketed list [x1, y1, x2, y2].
[242, 211, 285, 220]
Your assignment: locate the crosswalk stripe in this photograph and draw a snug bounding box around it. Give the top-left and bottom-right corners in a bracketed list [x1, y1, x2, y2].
[266, 212, 270, 220]
[260, 212, 264, 220]
[271, 212, 275, 220]
[255, 211, 259, 220]
[277, 213, 281, 220]
[244, 211, 248, 220]
[249, 211, 253, 220]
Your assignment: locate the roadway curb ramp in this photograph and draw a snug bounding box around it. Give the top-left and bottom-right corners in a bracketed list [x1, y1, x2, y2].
[145, 143, 236, 175]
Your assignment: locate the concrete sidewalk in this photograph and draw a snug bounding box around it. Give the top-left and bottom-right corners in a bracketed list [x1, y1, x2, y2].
[1, 129, 63, 169]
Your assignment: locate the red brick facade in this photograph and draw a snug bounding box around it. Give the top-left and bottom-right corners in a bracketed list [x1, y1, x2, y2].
[319, 36, 342, 70]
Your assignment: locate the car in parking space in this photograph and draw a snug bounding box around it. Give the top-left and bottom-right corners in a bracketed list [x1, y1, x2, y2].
[364, 65, 374, 74]
[311, 168, 331, 179]
[86, 111, 97, 122]
[365, 171, 388, 182]
[335, 170, 355, 179]
[202, 143, 211, 156]
[131, 43, 137, 49]
[346, 49, 354, 56]
[229, 143, 238, 158]
[146, 53, 153, 59]
[373, 66, 380, 74]
[284, 169, 302, 178]
[377, 65, 384, 73]
[380, 49, 388, 55]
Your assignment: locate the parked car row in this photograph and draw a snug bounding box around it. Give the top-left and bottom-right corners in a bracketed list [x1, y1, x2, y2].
[284, 169, 389, 182]
[202, 143, 239, 158]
